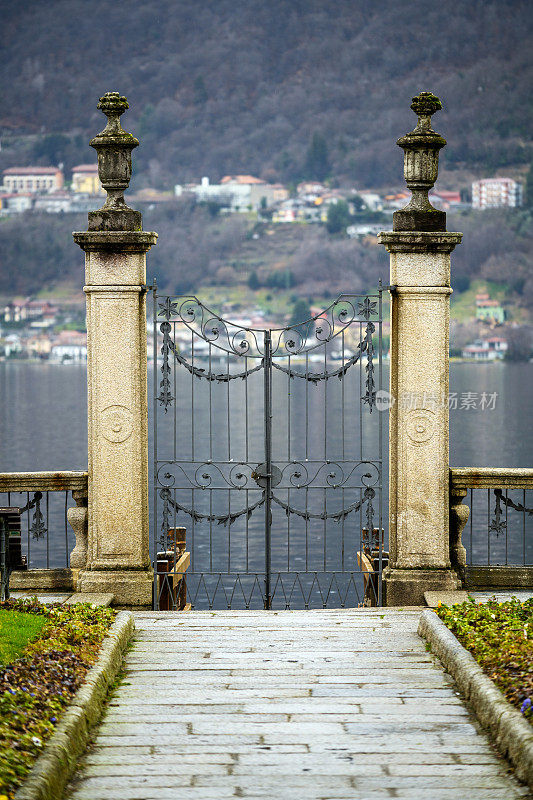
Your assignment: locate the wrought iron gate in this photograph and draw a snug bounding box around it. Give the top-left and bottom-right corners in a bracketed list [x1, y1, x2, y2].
[152, 286, 385, 609]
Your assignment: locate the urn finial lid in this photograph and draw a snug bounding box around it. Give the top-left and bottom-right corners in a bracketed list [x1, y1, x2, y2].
[98, 91, 129, 116]
[410, 91, 442, 126]
[91, 91, 139, 148]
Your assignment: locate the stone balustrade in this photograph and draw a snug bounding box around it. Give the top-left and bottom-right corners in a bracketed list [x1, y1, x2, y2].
[450, 467, 533, 589]
[0, 471, 88, 590]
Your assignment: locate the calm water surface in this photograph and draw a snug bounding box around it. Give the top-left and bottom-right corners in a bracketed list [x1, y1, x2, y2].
[1, 361, 531, 470]
[0, 361, 531, 589]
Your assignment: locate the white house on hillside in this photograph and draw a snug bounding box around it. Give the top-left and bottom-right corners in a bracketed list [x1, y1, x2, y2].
[175, 175, 288, 212]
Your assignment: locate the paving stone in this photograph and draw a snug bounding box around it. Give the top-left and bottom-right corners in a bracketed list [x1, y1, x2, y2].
[64, 609, 528, 800]
[64, 592, 114, 606]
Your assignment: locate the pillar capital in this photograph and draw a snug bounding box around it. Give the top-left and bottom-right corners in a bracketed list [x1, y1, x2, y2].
[379, 231, 462, 255]
[73, 230, 158, 254]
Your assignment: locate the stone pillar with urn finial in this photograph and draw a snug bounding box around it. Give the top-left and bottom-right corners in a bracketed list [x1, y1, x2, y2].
[379, 92, 463, 605]
[73, 92, 157, 605]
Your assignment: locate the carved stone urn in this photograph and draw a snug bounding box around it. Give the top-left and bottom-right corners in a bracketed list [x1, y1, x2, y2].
[393, 91, 447, 232]
[88, 91, 142, 232]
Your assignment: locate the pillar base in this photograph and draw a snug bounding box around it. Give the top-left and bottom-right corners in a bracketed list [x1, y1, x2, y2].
[383, 567, 460, 606]
[77, 568, 153, 606]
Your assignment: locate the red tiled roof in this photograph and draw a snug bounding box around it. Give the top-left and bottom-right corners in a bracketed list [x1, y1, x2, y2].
[220, 175, 265, 185]
[72, 164, 98, 173]
[3, 167, 62, 175]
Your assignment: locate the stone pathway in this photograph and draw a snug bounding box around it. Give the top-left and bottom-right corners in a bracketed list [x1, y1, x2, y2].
[64, 609, 530, 800]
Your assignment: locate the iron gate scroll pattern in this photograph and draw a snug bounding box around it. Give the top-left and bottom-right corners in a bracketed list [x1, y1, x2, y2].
[152, 287, 384, 609]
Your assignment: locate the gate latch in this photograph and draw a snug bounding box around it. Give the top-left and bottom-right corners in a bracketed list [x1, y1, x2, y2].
[251, 463, 282, 488]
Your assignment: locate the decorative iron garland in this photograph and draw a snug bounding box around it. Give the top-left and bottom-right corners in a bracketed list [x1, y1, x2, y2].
[157, 321, 173, 410]
[170, 341, 264, 382]
[272, 353, 360, 384]
[489, 488, 533, 537]
[159, 486, 375, 535]
[271, 487, 375, 523]
[159, 489, 265, 544]
[361, 321, 376, 412]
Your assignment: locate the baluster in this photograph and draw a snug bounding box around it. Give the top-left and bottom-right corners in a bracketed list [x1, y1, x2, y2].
[68, 489, 88, 580]
[449, 486, 469, 584]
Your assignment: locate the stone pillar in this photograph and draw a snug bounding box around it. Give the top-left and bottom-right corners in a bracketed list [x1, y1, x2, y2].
[379, 92, 462, 605]
[73, 93, 157, 605]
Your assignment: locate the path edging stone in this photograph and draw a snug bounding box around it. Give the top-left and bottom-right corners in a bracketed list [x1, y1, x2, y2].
[418, 608, 533, 788]
[14, 610, 135, 800]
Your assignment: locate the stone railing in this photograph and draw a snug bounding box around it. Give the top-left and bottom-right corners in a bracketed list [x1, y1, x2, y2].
[450, 468, 533, 589]
[0, 471, 88, 590]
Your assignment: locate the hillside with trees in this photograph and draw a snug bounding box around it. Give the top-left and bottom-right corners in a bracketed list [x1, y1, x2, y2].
[0, 0, 531, 189]
[1, 203, 531, 325]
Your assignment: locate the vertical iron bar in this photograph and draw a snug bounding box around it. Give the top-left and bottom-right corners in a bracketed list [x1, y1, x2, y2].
[227, 353, 231, 574]
[487, 488, 491, 565]
[505, 488, 508, 565]
[305, 352, 309, 574]
[64, 491, 68, 567]
[378, 287, 383, 605]
[191, 330, 195, 572]
[209, 342, 213, 574]
[46, 491, 49, 569]
[469, 488, 473, 565]
[264, 329, 272, 609]
[341, 330, 345, 572]
[245, 355, 249, 573]
[152, 280, 158, 609]
[287, 354, 291, 573]
[522, 489, 526, 567]
[359, 320, 363, 462]
[323, 342, 327, 574]
[173, 320, 177, 462]
[0, 517, 8, 602]
[26, 492, 30, 567]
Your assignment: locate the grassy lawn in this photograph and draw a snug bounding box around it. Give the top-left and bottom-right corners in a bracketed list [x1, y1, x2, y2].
[0, 599, 115, 800]
[0, 609, 47, 666]
[436, 597, 533, 722]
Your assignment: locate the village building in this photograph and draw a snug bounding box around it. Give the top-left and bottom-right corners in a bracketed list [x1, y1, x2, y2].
[71, 164, 105, 195]
[472, 177, 523, 209]
[357, 191, 383, 211]
[462, 337, 508, 360]
[429, 189, 462, 209]
[2, 166, 64, 194]
[3, 299, 58, 323]
[0, 193, 33, 213]
[175, 175, 288, 212]
[50, 330, 87, 362]
[33, 191, 74, 213]
[475, 292, 505, 324]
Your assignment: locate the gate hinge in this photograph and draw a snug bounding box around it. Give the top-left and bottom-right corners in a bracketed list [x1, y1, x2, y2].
[141, 283, 153, 293]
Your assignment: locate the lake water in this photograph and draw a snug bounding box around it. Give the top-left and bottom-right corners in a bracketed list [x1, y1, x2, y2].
[2, 362, 531, 469]
[1, 360, 531, 586]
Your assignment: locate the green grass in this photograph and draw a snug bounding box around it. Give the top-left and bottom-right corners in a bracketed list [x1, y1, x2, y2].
[0, 599, 115, 799]
[0, 609, 47, 666]
[436, 597, 533, 721]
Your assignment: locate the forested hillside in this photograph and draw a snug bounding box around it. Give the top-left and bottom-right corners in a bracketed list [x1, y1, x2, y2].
[0, 0, 531, 188]
[1, 205, 531, 321]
